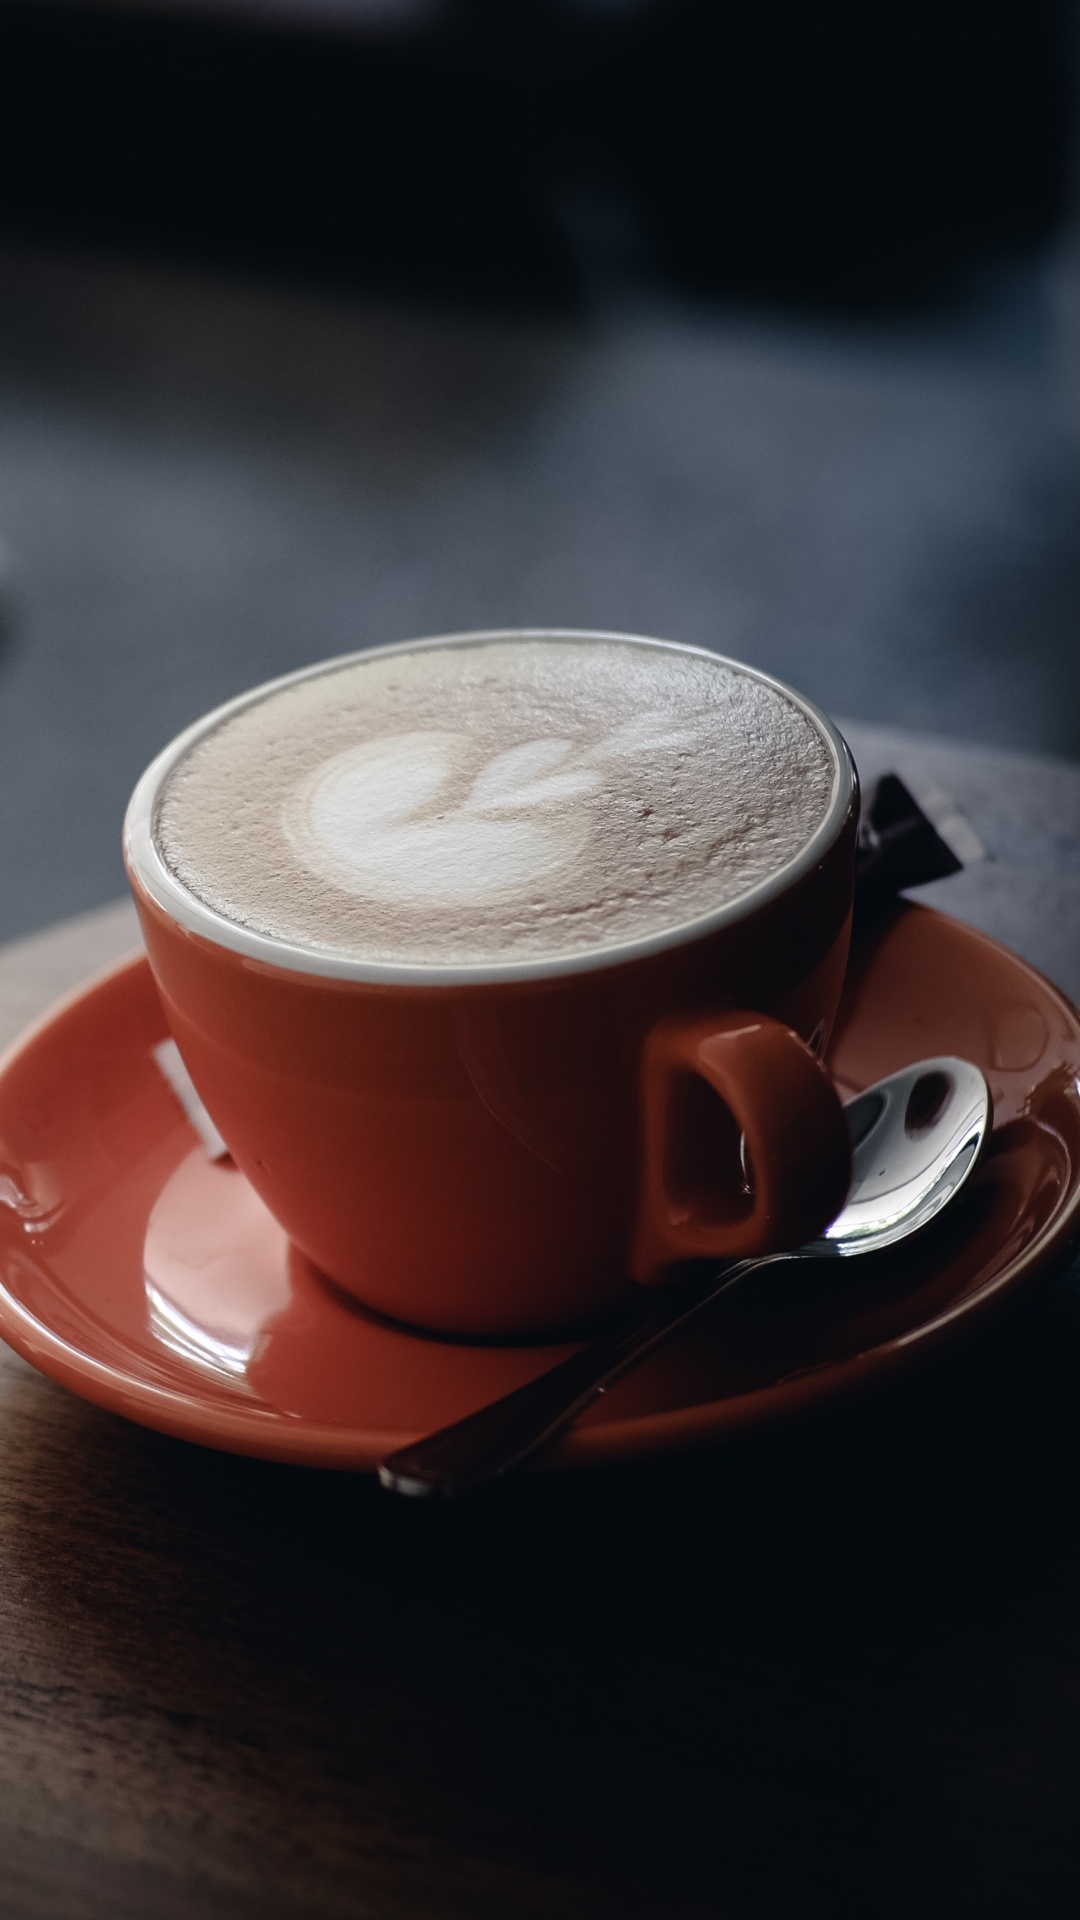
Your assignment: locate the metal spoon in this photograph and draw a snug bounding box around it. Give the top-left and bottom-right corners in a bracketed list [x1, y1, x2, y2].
[378, 1056, 991, 1498]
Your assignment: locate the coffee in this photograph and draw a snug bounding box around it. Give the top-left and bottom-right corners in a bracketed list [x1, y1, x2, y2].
[154, 636, 836, 967]
[130, 634, 856, 1332]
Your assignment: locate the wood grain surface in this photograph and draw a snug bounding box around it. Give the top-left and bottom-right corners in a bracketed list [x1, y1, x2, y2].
[1, 728, 1079, 1919]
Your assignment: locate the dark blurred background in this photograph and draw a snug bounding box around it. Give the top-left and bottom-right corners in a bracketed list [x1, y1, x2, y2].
[0, 0, 1077, 942]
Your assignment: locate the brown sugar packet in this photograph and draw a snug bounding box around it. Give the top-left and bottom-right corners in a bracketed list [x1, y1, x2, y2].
[855, 772, 986, 907]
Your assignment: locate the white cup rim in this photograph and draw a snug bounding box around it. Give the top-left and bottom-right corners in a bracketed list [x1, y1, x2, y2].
[124, 629, 856, 987]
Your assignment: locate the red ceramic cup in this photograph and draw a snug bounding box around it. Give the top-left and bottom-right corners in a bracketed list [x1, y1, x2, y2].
[125, 632, 858, 1337]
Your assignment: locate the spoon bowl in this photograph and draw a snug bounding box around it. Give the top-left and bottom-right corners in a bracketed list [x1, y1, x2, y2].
[815, 1056, 990, 1257]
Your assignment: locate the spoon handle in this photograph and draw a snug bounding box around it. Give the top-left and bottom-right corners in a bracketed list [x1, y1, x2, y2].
[378, 1256, 772, 1497]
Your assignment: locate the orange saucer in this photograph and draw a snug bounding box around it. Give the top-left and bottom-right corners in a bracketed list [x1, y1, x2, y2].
[1, 902, 1079, 1473]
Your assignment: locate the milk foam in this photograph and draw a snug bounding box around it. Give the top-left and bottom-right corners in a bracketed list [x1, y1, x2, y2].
[155, 639, 836, 966]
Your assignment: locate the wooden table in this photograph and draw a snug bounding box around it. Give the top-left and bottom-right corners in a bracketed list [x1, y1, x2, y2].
[1, 722, 1079, 1920]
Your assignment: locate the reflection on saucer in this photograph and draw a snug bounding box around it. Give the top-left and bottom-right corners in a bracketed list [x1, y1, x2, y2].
[144, 1147, 291, 1387]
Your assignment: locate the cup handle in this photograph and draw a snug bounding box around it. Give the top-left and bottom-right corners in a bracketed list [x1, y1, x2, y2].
[633, 1009, 852, 1279]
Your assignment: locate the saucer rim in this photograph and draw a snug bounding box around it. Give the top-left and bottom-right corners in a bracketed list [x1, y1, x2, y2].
[1, 920, 1079, 1472]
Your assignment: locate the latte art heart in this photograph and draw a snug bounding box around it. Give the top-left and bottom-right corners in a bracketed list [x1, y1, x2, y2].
[290, 722, 699, 907]
[291, 732, 594, 905]
[155, 637, 836, 967]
